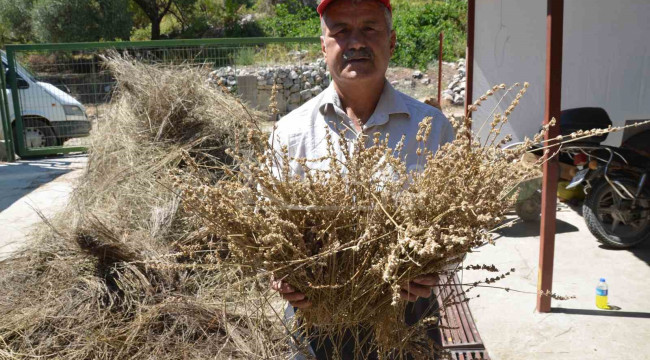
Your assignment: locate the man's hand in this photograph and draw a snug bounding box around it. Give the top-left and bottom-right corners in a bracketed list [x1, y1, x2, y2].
[270, 279, 312, 309]
[400, 275, 438, 302]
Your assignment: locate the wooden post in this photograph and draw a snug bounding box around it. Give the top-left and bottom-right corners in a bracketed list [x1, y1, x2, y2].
[438, 32, 443, 104]
[537, 0, 564, 313]
[464, 0, 475, 118]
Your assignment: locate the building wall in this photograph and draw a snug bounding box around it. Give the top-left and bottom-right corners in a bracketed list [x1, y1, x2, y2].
[472, 0, 650, 146]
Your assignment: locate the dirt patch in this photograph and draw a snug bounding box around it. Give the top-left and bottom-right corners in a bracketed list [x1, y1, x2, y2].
[386, 62, 464, 118]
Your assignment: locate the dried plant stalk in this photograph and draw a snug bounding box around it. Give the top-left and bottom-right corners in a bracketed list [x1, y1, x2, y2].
[179, 83, 539, 358]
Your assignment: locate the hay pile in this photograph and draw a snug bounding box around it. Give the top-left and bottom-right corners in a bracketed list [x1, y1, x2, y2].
[178, 83, 539, 358]
[0, 55, 285, 359]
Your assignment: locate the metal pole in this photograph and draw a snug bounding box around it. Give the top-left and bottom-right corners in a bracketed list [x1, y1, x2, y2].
[537, 0, 564, 313]
[464, 0, 475, 119]
[6, 49, 27, 157]
[438, 32, 443, 104]
[1, 60, 16, 161]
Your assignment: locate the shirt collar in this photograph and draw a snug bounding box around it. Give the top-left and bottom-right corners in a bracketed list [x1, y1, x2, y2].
[318, 79, 411, 128]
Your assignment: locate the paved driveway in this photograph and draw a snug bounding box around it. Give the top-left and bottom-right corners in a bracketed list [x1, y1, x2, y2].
[0, 155, 86, 260]
[464, 205, 650, 359]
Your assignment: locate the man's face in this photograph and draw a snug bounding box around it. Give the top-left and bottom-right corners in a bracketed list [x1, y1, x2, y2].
[321, 0, 396, 86]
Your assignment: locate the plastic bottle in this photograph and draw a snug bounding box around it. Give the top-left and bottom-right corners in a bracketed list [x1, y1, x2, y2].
[596, 278, 608, 309]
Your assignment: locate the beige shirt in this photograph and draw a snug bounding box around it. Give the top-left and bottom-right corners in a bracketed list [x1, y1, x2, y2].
[271, 80, 454, 176]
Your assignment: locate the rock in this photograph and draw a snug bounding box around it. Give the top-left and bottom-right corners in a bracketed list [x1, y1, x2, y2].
[412, 70, 423, 79]
[453, 93, 464, 105]
[290, 83, 301, 93]
[287, 104, 300, 112]
[303, 81, 312, 90]
[323, 77, 330, 87]
[391, 80, 399, 86]
[314, 75, 323, 84]
[227, 79, 237, 87]
[266, 78, 275, 86]
[300, 89, 312, 101]
[448, 80, 459, 90]
[290, 70, 299, 80]
[311, 86, 323, 96]
[443, 89, 454, 96]
[442, 93, 454, 106]
[289, 92, 301, 104]
[311, 70, 319, 78]
[460, 90, 466, 97]
[421, 78, 431, 85]
[283, 78, 294, 89]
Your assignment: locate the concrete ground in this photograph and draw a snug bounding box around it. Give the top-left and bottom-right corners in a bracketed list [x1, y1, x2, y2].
[0, 155, 86, 260]
[464, 205, 650, 360]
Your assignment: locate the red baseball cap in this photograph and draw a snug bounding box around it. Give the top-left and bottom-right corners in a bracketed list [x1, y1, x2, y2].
[317, 0, 392, 16]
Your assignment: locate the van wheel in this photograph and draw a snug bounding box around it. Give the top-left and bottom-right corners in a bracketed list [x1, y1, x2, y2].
[12, 118, 58, 152]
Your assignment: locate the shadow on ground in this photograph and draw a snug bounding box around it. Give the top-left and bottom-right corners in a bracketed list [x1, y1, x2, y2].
[552, 307, 650, 319]
[495, 218, 580, 238]
[598, 241, 650, 267]
[0, 156, 82, 212]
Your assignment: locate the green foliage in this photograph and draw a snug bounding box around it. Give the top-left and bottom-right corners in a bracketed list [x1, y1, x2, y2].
[0, 0, 36, 44]
[32, 0, 133, 43]
[232, 47, 256, 65]
[258, 0, 320, 37]
[255, 0, 466, 69]
[392, 0, 467, 69]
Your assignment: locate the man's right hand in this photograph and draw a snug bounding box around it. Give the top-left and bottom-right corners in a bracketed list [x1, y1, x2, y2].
[270, 279, 312, 309]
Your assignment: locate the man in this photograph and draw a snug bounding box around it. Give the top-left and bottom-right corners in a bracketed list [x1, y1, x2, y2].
[270, 0, 455, 358]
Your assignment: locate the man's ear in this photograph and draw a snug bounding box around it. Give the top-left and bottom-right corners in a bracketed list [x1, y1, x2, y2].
[390, 30, 397, 56]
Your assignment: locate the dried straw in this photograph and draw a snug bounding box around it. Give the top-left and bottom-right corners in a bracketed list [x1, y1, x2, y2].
[0, 55, 285, 359]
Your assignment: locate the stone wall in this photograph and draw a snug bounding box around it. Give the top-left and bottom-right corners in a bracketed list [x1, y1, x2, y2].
[442, 59, 467, 106]
[208, 59, 330, 116]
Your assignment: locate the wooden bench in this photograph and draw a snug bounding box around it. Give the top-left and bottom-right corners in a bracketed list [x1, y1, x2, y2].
[434, 274, 490, 360]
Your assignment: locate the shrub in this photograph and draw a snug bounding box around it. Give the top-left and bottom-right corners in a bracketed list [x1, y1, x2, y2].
[257, 0, 467, 70]
[392, 0, 467, 69]
[258, 0, 320, 38]
[32, 0, 132, 43]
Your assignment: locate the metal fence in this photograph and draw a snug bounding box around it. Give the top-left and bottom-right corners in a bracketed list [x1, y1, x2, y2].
[1, 37, 321, 161]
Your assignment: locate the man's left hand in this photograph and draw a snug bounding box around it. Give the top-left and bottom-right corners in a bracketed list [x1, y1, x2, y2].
[400, 275, 438, 302]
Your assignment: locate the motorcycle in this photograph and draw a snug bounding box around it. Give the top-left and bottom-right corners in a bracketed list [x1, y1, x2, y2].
[516, 107, 650, 248]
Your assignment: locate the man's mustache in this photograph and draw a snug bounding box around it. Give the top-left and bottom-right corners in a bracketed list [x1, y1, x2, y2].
[342, 48, 373, 61]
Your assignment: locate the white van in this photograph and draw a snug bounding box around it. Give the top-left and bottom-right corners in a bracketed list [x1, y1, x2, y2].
[1, 50, 91, 151]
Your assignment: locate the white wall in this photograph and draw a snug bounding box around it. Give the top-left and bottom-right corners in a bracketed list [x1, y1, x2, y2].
[472, 0, 650, 146]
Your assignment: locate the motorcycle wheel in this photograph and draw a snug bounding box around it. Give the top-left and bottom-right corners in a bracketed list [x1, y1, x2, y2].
[583, 180, 650, 248]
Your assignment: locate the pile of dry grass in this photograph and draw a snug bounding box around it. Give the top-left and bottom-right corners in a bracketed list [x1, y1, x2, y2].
[178, 83, 540, 359]
[0, 55, 286, 359]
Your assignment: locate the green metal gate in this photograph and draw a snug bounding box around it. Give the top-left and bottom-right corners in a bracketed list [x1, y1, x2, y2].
[1, 60, 16, 162]
[2, 37, 320, 161]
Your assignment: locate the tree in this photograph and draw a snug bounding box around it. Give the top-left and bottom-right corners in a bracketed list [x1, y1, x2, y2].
[130, 0, 196, 40]
[32, 0, 132, 43]
[0, 0, 36, 44]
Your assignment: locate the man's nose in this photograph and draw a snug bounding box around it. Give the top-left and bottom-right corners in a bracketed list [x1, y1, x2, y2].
[346, 29, 367, 50]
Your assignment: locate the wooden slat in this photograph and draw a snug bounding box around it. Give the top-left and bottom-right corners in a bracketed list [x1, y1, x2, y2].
[434, 274, 490, 360]
[452, 277, 482, 344]
[436, 275, 464, 345]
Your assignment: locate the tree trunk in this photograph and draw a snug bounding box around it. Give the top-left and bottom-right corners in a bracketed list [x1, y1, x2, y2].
[151, 18, 161, 40]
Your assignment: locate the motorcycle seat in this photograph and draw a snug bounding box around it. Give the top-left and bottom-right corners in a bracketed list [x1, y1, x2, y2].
[599, 145, 650, 171]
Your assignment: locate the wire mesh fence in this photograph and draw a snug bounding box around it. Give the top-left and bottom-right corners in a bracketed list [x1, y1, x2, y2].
[2, 37, 321, 159]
